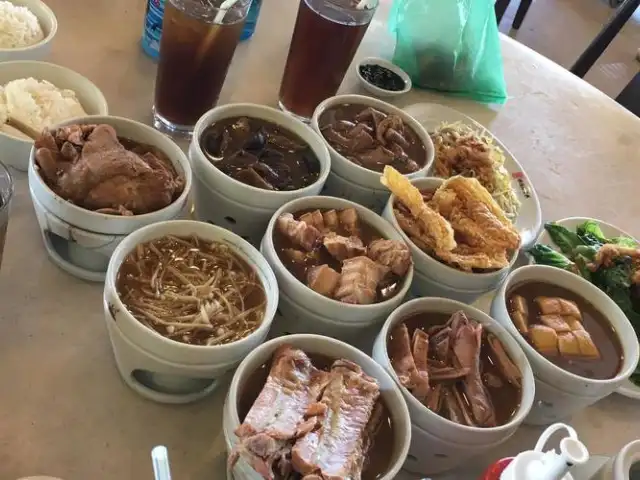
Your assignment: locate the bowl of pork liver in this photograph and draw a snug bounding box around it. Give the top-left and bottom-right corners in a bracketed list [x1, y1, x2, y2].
[223, 334, 412, 480]
[260, 195, 414, 334]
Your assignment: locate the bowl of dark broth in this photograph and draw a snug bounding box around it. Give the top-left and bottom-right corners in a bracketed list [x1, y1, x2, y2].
[372, 297, 534, 475]
[492, 265, 640, 400]
[223, 334, 411, 480]
[103, 220, 279, 401]
[261, 195, 414, 332]
[190, 104, 330, 244]
[311, 94, 433, 212]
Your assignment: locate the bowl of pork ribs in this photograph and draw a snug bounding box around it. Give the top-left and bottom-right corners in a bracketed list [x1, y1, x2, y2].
[260, 195, 414, 341]
[28, 116, 192, 277]
[311, 94, 433, 213]
[372, 297, 535, 475]
[223, 334, 412, 480]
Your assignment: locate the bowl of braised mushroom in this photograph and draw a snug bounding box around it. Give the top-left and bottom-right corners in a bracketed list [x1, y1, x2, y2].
[311, 94, 433, 213]
[190, 103, 330, 245]
[260, 195, 414, 342]
[372, 297, 535, 475]
[28, 116, 192, 280]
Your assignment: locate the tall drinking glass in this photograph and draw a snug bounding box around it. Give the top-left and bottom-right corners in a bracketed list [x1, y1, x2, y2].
[278, 0, 378, 121]
[0, 161, 13, 271]
[153, 0, 251, 137]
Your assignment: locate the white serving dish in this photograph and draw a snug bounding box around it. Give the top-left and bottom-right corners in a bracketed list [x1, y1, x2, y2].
[0, 0, 57, 62]
[403, 102, 542, 248]
[260, 195, 414, 329]
[372, 297, 535, 475]
[189, 103, 330, 246]
[28, 115, 192, 279]
[382, 177, 514, 294]
[594, 440, 640, 480]
[0, 61, 108, 170]
[103, 220, 279, 403]
[222, 334, 412, 480]
[355, 57, 412, 98]
[532, 217, 640, 400]
[491, 265, 640, 418]
[311, 94, 433, 212]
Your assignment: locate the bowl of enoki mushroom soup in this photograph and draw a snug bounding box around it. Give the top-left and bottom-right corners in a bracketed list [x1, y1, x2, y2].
[103, 220, 278, 403]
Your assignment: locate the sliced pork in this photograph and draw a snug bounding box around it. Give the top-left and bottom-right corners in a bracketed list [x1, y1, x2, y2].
[367, 238, 412, 276]
[334, 256, 388, 305]
[277, 213, 323, 252]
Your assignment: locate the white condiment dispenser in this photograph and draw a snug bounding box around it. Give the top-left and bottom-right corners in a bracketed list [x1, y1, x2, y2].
[500, 423, 589, 480]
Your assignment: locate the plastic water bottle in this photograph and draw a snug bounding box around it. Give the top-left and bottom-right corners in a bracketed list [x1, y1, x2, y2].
[241, 0, 262, 41]
[141, 0, 165, 60]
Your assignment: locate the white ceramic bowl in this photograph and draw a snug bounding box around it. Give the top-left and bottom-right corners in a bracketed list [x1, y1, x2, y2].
[355, 57, 412, 98]
[596, 440, 640, 480]
[372, 297, 535, 475]
[491, 265, 640, 400]
[103, 220, 278, 402]
[0, 0, 57, 62]
[222, 334, 412, 480]
[189, 103, 330, 245]
[261, 195, 414, 328]
[311, 94, 433, 212]
[0, 61, 108, 170]
[532, 217, 640, 400]
[382, 177, 515, 293]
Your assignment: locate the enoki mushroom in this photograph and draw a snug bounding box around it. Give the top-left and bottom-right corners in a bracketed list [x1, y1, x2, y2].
[116, 234, 266, 346]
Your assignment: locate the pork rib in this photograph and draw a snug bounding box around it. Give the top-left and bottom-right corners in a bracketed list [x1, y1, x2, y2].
[230, 345, 331, 479]
[292, 360, 380, 480]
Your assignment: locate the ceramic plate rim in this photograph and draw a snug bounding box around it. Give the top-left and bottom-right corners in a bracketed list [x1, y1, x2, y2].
[403, 102, 542, 248]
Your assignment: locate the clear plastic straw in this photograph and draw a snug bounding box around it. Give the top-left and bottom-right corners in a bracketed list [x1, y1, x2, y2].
[195, 0, 240, 66]
[151, 445, 173, 480]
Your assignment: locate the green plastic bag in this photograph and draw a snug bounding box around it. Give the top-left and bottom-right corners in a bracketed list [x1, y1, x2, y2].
[389, 0, 508, 104]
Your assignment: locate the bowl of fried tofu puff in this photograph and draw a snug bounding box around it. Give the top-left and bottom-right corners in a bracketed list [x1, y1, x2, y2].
[260, 195, 414, 342]
[223, 334, 412, 480]
[491, 264, 640, 425]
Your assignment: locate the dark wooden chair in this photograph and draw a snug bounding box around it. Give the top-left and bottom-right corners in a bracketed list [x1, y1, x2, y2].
[495, 0, 532, 29]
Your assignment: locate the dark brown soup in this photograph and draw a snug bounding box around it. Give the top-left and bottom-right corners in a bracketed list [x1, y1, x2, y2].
[319, 103, 427, 174]
[116, 235, 266, 346]
[273, 208, 412, 304]
[238, 352, 394, 480]
[507, 282, 623, 379]
[388, 312, 522, 427]
[199, 116, 320, 191]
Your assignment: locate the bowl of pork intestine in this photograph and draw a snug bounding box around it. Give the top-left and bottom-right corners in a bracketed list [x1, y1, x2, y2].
[225, 335, 412, 480]
[262, 196, 414, 317]
[374, 298, 535, 438]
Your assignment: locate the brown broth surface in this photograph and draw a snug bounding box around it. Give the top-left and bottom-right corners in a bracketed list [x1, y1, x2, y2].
[508, 282, 623, 379]
[273, 208, 403, 302]
[238, 352, 394, 480]
[389, 313, 522, 426]
[319, 103, 427, 174]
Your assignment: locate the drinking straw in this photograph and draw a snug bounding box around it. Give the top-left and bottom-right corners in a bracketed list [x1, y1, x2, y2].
[194, 0, 240, 66]
[151, 445, 173, 480]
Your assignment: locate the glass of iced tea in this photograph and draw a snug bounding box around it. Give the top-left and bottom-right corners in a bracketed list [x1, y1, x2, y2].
[153, 0, 251, 137]
[279, 0, 378, 121]
[0, 161, 13, 271]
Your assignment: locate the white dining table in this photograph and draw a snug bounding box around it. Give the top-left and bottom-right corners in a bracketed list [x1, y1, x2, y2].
[1, 0, 640, 479]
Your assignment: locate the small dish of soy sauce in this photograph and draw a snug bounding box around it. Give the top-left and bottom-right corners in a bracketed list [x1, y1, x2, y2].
[356, 57, 411, 98]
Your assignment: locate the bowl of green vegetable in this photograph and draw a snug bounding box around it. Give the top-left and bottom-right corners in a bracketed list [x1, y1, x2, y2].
[527, 217, 640, 399]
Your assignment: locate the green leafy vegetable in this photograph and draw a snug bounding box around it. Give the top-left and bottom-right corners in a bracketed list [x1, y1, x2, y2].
[572, 245, 599, 262]
[544, 223, 584, 255]
[527, 244, 577, 273]
[610, 236, 638, 248]
[577, 220, 608, 244]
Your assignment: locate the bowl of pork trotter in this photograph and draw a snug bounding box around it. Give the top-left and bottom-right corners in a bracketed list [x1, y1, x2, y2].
[223, 334, 412, 480]
[260, 195, 414, 345]
[372, 297, 535, 476]
[28, 116, 192, 281]
[311, 94, 433, 213]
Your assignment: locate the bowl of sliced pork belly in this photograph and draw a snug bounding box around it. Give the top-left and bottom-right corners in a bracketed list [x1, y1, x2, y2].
[372, 297, 535, 476]
[260, 195, 414, 341]
[223, 334, 412, 480]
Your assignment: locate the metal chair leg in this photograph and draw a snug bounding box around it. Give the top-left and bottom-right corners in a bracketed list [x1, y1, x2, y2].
[495, 0, 511, 24]
[513, 0, 532, 29]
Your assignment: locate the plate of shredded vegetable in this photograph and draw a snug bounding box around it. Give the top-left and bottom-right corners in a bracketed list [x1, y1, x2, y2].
[528, 217, 640, 399]
[403, 103, 541, 247]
